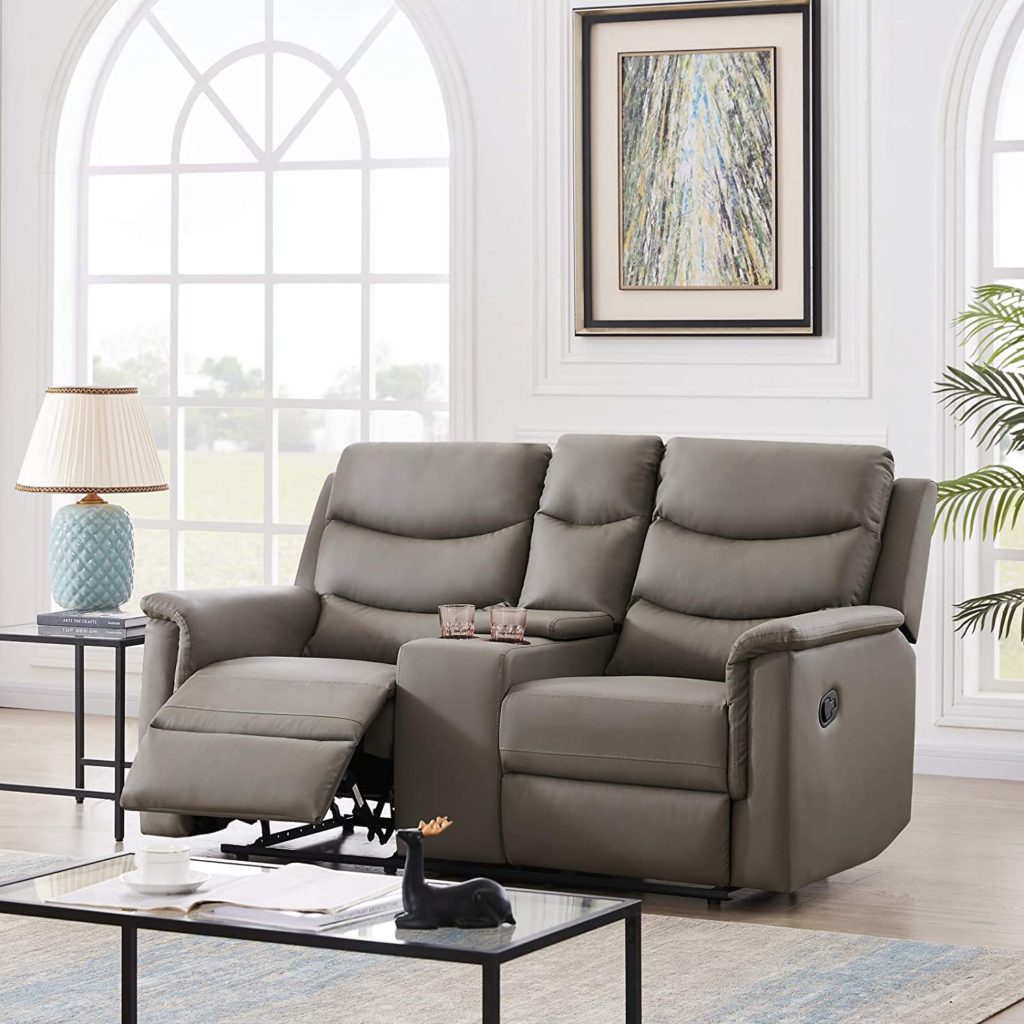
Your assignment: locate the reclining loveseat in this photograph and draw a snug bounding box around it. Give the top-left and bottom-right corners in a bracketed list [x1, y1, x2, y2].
[121, 434, 935, 895]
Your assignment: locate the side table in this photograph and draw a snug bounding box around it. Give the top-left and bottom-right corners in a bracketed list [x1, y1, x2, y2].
[0, 623, 146, 842]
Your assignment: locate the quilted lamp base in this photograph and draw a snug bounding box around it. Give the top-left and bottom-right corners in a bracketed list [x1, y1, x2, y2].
[50, 499, 134, 611]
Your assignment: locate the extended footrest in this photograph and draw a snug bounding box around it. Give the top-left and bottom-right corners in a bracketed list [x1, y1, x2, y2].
[121, 656, 396, 823]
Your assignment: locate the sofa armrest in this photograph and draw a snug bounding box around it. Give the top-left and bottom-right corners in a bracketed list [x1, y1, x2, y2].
[725, 606, 905, 799]
[132, 586, 318, 840]
[394, 634, 617, 863]
[142, 586, 322, 689]
[730, 627, 916, 891]
[729, 606, 905, 665]
[524, 609, 615, 640]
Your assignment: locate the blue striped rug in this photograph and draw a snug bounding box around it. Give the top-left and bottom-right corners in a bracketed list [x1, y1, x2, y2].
[0, 850, 1022, 1024]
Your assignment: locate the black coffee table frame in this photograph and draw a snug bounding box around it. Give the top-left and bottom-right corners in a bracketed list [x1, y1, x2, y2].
[0, 855, 642, 1024]
[0, 624, 146, 842]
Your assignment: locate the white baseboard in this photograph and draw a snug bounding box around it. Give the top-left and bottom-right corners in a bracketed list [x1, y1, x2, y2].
[0, 681, 140, 719]
[913, 743, 1024, 782]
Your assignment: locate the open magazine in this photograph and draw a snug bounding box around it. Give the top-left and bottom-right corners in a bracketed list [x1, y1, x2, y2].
[46, 863, 403, 932]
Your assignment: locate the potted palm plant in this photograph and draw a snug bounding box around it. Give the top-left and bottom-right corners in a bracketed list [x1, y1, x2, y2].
[937, 283, 1024, 640]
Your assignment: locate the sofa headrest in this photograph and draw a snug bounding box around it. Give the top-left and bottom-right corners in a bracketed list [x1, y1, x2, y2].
[538, 433, 663, 524]
[327, 442, 551, 539]
[520, 434, 663, 622]
[657, 437, 894, 540]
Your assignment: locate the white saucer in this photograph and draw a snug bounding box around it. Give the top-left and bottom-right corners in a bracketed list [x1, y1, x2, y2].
[119, 869, 210, 896]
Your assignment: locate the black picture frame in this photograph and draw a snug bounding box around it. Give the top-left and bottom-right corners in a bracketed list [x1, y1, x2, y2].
[575, 0, 822, 336]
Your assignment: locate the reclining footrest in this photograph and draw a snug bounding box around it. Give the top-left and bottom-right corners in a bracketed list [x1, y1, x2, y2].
[121, 657, 395, 823]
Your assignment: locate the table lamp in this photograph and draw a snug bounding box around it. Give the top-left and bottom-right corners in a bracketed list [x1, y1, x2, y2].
[15, 386, 168, 611]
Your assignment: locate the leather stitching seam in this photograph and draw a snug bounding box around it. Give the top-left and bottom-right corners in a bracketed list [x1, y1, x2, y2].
[536, 511, 648, 529]
[508, 692, 724, 711]
[502, 747, 724, 769]
[161, 705, 367, 726]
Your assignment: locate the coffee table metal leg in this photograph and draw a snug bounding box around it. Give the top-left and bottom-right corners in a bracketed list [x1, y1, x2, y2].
[114, 646, 126, 843]
[74, 645, 85, 804]
[626, 911, 641, 1023]
[122, 924, 137, 1024]
[483, 961, 500, 1023]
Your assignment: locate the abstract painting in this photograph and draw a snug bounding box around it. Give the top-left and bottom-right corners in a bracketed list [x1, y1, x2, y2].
[619, 48, 777, 290]
[574, 0, 820, 334]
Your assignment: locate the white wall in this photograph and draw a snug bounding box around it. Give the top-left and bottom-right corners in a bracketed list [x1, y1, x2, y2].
[2, 0, 1024, 777]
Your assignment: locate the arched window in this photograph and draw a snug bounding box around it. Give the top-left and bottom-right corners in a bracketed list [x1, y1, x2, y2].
[977, 2, 1024, 691]
[61, 0, 451, 603]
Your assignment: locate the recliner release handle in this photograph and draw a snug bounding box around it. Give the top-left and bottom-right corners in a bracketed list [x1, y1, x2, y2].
[819, 689, 839, 728]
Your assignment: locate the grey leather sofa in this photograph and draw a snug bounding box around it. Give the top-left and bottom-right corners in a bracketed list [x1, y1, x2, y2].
[121, 434, 935, 894]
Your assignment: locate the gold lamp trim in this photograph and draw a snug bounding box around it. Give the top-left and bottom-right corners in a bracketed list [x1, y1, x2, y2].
[45, 386, 139, 395]
[14, 483, 169, 494]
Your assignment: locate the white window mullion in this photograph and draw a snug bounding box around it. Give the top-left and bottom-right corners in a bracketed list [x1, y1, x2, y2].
[89, 157, 449, 175]
[972, 1, 1024, 692]
[263, 0, 276, 586]
[87, 273, 450, 285]
[361, 161, 372, 440]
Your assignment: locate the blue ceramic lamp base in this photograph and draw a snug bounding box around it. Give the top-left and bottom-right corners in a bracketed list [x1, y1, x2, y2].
[50, 495, 134, 611]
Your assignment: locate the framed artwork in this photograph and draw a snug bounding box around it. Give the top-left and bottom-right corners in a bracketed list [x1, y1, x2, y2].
[574, 0, 821, 336]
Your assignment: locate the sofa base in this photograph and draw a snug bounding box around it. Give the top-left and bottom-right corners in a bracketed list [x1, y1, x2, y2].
[219, 829, 737, 903]
[502, 774, 731, 887]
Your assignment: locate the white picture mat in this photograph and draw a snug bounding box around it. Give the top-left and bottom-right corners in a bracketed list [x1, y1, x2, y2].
[587, 11, 806, 323]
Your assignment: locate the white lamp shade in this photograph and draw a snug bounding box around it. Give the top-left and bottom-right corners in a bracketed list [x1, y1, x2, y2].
[15, 386, 168, 494]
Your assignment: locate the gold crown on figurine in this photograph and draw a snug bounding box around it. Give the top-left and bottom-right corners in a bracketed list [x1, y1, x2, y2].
[418, 816, 452, 837]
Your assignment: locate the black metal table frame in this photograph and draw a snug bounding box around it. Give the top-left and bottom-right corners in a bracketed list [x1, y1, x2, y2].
[0, 855, 642, 1024]
[0, 627, 145, 842]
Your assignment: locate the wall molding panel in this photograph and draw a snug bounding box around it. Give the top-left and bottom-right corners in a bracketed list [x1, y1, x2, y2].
[530, 0, 873, 398]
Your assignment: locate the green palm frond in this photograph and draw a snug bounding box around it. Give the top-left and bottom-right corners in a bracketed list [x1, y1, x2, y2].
[935, 362, 1024, 451]
[953, 589, 1024, 640]
[956, 284, 1024, 366]
[935, 464, 1024, 539]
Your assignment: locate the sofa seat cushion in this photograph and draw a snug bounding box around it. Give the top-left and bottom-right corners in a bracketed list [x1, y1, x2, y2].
[121, 657, 394, 824]
[152, 657, 395, 740]
[499, 675, 728, 793]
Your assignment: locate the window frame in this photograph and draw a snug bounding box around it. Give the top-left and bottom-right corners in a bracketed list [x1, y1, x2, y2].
[976, 0, 1024, 694]
[70, 0, 454, 597]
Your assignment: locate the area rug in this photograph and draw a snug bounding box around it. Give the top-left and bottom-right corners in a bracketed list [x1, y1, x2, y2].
[0, 850, 1022, 1024]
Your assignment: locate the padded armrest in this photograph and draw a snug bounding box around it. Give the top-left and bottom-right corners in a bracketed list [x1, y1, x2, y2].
[729, 606, 905, 665]
[393, 634, 617, 862]
[142, 586, 321, 688]
[468, 609, 614, 640]
[725, 606, 906, 799]
[524, 609, 615, 640]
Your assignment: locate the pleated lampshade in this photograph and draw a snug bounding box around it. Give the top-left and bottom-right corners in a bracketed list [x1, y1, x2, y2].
[15, 386, 167, 494]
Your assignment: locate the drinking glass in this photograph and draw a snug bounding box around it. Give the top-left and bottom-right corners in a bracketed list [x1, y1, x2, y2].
[439, 603, 476, 639]
[490, 606, 527, 644]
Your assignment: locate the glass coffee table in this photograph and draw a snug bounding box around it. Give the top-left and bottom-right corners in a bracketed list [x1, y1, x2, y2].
[0, 854, 642, 1023]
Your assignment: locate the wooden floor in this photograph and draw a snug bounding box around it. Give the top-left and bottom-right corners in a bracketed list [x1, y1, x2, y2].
[1, 707, 1022, 1019]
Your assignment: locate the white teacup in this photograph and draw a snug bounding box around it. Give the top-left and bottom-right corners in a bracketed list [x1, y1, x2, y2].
[135, 840, 191, 886]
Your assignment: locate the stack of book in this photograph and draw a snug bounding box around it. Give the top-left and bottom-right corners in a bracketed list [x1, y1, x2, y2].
[36, 610, 147, 639]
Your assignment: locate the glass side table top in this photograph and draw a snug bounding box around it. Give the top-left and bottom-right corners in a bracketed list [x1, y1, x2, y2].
[0, 854, 638, 963]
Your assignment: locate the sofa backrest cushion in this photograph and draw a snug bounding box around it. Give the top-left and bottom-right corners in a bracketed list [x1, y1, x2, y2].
[607, 438, 895, 680]
[294, 472, 333, 591]
[519, 434, 663, 622]
[306, 442, 550, 662]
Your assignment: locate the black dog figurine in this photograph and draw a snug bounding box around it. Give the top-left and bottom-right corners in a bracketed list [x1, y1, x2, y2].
[395, 816, 516, 930]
